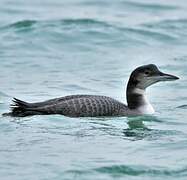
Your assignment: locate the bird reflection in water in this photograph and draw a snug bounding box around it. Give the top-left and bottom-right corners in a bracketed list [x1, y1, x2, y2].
[123, 116, 159, 141]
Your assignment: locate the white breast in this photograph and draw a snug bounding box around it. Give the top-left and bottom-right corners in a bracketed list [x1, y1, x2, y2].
[130, 88, 155, 115]
[137, 95, 155, 114]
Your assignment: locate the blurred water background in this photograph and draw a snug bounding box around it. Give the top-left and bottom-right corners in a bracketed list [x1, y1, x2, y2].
[0, 0, 187, 179]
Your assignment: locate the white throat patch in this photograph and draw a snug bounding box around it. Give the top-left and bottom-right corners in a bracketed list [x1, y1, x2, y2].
[133, 88, 155, 114]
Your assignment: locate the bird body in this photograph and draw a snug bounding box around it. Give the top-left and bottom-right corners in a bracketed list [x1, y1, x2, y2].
[11, 95, 129, 117]
[4, 64, 179, 117]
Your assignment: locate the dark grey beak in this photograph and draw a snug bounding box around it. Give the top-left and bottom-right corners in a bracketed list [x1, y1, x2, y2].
[158, 71, 179, 81]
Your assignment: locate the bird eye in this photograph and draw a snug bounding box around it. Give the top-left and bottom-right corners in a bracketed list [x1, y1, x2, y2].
[144, 71, 150, 75]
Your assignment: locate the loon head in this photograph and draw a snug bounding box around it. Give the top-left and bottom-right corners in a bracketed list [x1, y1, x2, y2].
[128, 64, 179, 90]
[126, 64, 179, 114]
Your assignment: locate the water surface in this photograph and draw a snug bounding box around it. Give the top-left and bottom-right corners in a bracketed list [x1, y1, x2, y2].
[0, 0, 187, 179]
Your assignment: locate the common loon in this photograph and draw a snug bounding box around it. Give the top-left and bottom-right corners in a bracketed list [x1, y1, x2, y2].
[4, 64, 179, 117]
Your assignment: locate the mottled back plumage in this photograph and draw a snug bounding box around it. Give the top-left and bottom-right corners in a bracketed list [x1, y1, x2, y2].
[10, 95, 128, 117]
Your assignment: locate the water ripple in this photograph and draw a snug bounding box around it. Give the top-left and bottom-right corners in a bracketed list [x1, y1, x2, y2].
[95, 165, 187, 177]
[1, 18, 111, 30]
[8, 20, 37, 29]
[78, 0, 178, 11]
[143, 19, 187, 30]
[0, 18, 177, 46]
[142, 19, 187, 41]
[65, 165, 187, 178]
[177, 105, 187, 109]
[122, 1, 179, 11]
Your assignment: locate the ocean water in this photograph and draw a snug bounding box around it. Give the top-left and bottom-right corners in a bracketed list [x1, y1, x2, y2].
[0, 0, 187, 179]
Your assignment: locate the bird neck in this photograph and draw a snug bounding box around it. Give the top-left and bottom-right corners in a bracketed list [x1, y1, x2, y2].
[126, 82, 154, 114]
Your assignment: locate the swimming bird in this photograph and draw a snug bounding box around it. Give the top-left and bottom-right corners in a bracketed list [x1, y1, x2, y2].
[4, 64, 179, 117]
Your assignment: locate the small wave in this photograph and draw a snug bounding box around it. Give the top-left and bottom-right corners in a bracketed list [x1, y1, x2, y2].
[176, 105, 187, 109]
[59, 18, 110, 27]
[142, 19, 187, 31]
[122, 1, 178, 11]
[118, 27, 176, 43]
[95, 165, 187, 177]
[0, 18, 177, 46]
[140, 19, 187, 43]
[75, 0, 112, 7]
[0, 20, 37, 33]
[62, 19, 177, 42]
[77, 0, 178, 11]
[8, 20, 37, 29]
[122, 127, 180, 141]
[65, 165, 187, 177]
[2, 18, 111, 30]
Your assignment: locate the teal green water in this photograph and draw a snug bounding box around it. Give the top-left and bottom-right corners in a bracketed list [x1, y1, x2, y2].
[0, 0, 187, 179]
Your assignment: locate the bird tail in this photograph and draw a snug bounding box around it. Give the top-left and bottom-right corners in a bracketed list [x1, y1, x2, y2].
[3, 98, 42, 117]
